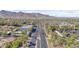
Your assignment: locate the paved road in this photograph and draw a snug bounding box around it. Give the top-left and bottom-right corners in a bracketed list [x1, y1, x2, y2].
[29, 28, 38, 48]
[28, 25, 48, 48]
[37, 38, 40, 48]
[29, 33, 37, 48]
[38, 26, 48, 48]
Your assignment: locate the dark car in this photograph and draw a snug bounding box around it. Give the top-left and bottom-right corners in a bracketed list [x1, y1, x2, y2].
[29, 32, 32, 37]
[29, 29, 36, 37]
[28, 42, 36, 47]
[32, 28, 36, 33]
[66, 33, 71, 37]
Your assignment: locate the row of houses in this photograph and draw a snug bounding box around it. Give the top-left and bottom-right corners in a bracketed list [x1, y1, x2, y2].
[6, 24, 33, 37]
[49, 22, 75, 28]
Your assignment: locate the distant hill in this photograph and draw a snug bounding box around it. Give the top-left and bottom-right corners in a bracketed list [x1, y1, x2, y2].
[0, 10, 53, 19]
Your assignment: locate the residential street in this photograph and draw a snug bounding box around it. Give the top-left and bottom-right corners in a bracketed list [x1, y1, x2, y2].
[28, 25, 48, 48]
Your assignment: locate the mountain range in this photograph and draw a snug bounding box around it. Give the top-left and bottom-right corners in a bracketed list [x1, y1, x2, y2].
[0, 10, 53, 19]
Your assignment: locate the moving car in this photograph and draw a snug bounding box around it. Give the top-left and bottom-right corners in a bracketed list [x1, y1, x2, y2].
[28, 42, 36, 47]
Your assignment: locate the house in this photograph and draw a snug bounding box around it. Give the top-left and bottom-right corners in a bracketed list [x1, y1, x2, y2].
[14, 31, 22, 34]
[76, 37, 79, 41]
[20, 25, 33, 31]
[59, 22, 75, 28]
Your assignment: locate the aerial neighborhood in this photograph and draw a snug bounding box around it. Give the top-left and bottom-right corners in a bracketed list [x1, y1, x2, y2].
[0, 10, 79, 48]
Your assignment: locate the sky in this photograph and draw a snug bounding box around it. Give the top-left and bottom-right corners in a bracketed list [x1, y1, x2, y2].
[0, 0, 79, 17]
[0, 0, 79, 10]
[11, 10, 79, 17]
